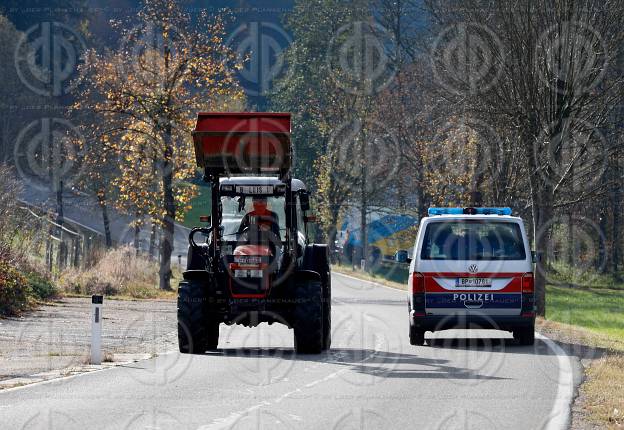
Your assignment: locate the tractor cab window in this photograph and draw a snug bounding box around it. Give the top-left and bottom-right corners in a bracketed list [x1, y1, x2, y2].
[220, 195, 286, 241]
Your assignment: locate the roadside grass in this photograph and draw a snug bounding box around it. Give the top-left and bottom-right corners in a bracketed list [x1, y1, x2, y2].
[332, 262, 407, 290]
[546, 285, 624, 340]
[583, 354, 624, 429]
[58, 246, 176, 300]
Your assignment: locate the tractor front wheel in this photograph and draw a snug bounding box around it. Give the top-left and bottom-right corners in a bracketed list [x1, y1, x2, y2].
[178, 280, 219, 354]
[292, 280, 324, 354]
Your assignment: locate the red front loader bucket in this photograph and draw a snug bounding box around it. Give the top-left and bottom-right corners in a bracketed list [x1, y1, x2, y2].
[192, 112, 292, 176]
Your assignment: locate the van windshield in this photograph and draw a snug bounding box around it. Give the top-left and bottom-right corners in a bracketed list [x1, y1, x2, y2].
[420, 221, 526, 260]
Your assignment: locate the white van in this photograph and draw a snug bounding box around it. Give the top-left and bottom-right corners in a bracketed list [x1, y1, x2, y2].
[406, 207, 535, 345]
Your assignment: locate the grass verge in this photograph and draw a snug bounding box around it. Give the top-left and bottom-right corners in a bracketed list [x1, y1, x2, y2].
[332, 263, 407, 290]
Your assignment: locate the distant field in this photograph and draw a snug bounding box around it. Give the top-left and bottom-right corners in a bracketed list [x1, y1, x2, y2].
[181, 182, 211, 228]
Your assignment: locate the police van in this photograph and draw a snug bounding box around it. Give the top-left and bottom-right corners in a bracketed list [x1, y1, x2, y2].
[406, 207, 535, 345]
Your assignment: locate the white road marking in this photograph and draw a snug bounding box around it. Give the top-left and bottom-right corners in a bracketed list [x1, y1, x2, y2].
[536, 333, 575, 430]
[197, 318, 384, 430]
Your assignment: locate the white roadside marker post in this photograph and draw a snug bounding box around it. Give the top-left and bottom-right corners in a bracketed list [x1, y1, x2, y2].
[91, 295, 103, 365]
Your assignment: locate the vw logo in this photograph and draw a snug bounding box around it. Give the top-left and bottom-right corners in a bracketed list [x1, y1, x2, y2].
[468, 264, 479, 274]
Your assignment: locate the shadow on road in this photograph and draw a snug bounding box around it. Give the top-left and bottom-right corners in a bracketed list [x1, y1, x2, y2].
[204, 347, 512, 381]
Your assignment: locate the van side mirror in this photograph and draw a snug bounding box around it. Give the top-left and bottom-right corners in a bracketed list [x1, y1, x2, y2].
[531, 251, 542, 263]
[300, 192, 310, 212]
[394, 250, 411, 264]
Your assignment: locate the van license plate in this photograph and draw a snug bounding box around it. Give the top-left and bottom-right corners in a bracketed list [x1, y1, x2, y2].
[456, 278, 492, 288]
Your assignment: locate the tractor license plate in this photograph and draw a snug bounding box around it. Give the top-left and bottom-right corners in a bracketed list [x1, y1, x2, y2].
[236, 185, 273, 195]
[456, 277, 492, 288]
[235, 269, 263, 278]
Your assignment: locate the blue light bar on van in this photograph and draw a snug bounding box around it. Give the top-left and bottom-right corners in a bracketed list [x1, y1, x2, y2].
[428, 207, 512, 216]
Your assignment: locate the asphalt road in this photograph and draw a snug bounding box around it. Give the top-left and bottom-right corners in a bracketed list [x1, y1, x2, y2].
[0, 273, 581, 430]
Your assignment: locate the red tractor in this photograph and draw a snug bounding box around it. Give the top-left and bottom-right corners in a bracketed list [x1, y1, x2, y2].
[178, 113, 331, 354]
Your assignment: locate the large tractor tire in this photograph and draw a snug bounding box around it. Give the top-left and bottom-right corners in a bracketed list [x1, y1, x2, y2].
[303, 245, 332, 351]
[292, 280, 324, 354]
[316, 248, 331, 351]
[178, 280, 219, 354]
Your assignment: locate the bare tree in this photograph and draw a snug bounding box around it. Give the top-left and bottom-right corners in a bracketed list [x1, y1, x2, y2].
[425, 0, 624, 314]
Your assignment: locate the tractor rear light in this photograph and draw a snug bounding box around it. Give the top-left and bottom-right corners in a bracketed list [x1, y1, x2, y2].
[409, 272, 425, 294]
[522, 273, 534, 293]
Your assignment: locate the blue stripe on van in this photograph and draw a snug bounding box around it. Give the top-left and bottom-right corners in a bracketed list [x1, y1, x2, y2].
[425, 293, 521, 309]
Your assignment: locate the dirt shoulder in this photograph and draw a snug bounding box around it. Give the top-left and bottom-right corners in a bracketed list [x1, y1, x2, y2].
[0, 296, 176, 389]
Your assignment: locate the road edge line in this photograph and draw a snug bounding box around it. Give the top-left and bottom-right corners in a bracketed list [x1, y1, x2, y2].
[332, 271, 404, 293]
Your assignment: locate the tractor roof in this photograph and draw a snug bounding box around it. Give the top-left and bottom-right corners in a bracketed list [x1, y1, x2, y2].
[220, 176, 306, 193]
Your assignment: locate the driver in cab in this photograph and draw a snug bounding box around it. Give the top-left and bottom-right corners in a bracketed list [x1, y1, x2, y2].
[237, 196, 280, 239]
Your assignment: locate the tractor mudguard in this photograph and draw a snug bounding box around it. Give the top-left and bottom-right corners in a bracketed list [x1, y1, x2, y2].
[294, 269, 322, 283]
[187, 244, 209, 270]
[182, 270, 212, 281]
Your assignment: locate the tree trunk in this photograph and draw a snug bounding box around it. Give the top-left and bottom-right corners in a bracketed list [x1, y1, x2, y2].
[133, 213, 141, 254]
[55, 181, 67, 269]
[97, 190, 112, 248]
[149, 223, 157, 259]
[532, 188, 553, 317]
[159, 128, 175, 291]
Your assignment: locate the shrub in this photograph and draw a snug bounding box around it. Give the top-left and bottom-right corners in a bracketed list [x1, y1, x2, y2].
[0, 259, 31, 316]
[24, 270, 58, 300]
